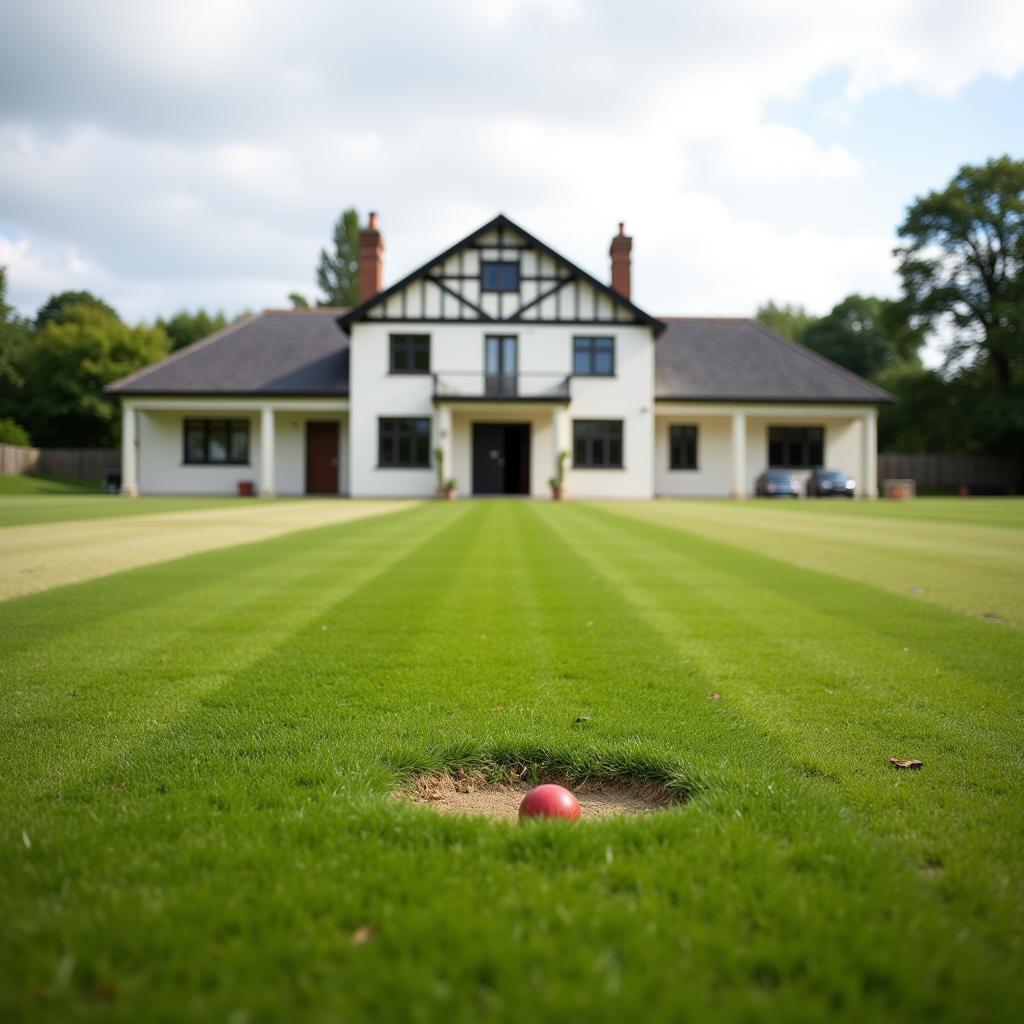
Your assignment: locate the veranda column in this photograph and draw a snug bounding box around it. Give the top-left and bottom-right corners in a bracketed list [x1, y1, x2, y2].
[552, 406, 571, 496]
[861, 410, 878, 498]
[260, 406, 276, 497]
[436, 404, 453, 491]
[120, 401, 138, 496]
[730, 410, 747, 499]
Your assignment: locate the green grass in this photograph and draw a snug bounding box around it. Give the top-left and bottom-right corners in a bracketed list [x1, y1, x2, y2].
[602, 497, 1024, 625]
[0, 490, 256, 528]
[0, 474, 100, 495]
[1, 502, 1022, 1022]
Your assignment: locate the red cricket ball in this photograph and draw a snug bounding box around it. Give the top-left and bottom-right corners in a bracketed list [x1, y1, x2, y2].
[518, 783, 581, 822]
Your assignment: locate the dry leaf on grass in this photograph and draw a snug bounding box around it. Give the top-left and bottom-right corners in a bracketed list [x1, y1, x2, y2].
[889, 758, 924, 770]
[351, 925, 375, 946]
[707, 691, 721, 700]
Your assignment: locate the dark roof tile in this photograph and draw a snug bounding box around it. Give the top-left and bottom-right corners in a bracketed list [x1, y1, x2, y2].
[654, 317, 893, 403]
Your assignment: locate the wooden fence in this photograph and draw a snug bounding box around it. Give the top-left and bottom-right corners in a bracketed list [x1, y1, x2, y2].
[878, 453, 1022, 494]
[0, 443, 120, 483]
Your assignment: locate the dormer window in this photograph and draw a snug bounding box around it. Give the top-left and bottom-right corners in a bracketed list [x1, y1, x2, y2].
[481, 260, 520, 292]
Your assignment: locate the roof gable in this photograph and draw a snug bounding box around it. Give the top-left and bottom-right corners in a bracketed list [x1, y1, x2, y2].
[338, 214, 664, 332]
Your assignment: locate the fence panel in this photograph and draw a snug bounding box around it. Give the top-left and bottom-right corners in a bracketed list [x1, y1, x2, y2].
[878, 453, 1022, 493]
[0, 444, 118, 482]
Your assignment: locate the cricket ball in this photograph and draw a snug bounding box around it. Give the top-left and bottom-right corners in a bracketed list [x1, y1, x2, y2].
[518, 783, 581, 822]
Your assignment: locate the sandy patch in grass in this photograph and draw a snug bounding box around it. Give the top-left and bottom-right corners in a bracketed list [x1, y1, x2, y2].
[398, 769, 682, 821]
[0, 499, 417, 601]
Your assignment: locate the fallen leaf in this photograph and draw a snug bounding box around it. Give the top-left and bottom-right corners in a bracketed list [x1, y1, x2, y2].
[707, 691, 721, 700]
[91, 980, 118, 1002]
[889, 757, 924, 770]
[982, 612, 1005, 623]
[351, 925, 375, 946]
[573, 716, 591, 724]
[492, 704, 503, 712]
[110, 784, 125, 792]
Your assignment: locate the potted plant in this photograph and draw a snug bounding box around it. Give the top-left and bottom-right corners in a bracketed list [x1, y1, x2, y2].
[548, 449, 569, 501]
[434, 447, 457, 500]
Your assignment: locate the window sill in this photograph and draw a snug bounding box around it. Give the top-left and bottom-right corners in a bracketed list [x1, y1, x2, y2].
[572, 465, 625, 471]
[387, 371, 432, 376]
[182, 462, 252, 468]
[375, 465, 432, 471]
[668, 467, 699, 472]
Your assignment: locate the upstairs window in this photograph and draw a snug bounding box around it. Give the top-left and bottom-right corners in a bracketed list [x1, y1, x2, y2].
[669, 424, 698, 470]
[573, 336, 615, 376]
[481, 261, 520, 292]
[184, 419, 249, 465]
[573, 419, 623, 469]
[378, 417, 431, 468]
[768, 426, 823, 468]
[390, 334, 430, 374]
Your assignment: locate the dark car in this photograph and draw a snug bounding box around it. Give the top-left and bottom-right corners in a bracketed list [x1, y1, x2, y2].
[806, 468, 856, 498]
[755, 470, 800, 498]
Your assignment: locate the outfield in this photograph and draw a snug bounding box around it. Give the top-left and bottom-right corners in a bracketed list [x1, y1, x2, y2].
[1, 497, 1022, 1022]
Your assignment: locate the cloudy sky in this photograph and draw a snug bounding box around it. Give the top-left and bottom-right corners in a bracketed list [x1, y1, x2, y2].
[1, 0, 1022, 331]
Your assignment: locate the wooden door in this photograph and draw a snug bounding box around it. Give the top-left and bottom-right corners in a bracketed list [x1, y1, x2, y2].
[306, 422, 339, 494]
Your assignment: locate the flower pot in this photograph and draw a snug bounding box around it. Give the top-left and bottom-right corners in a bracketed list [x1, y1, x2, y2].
[551, 485, 564, 501]
[237, 480, 255, 497]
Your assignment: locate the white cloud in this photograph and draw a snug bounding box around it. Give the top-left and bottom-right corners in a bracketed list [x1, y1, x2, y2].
[1, 0, 1022, 322]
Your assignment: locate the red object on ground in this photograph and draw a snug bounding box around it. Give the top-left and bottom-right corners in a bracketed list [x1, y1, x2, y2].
[518, 784, 581, 822]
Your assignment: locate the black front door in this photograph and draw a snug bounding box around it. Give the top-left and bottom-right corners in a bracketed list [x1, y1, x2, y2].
[472, 423, 531, 495]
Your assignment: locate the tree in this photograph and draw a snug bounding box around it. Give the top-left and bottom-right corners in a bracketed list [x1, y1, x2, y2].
[0, 267, 31, 391]
[895, 155, 1024, 387]
[17, 304, 169, 447]
[800, 294, 923, 380]
[288, 292, 311, 308]
[35, 290, 117, 329]
[316, 208, 361, 307]
[0, 417, 31, 446]
[156, 309, 230, 352]
[755, 301, 818, 343]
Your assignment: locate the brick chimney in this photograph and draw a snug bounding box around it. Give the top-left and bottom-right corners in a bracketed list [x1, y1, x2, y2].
[609, 222, 632, 299]
[359, 211, 384, 303]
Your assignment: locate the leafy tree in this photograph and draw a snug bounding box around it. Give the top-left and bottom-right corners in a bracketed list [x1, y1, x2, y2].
[316, 208, 361, 307]
[0, 267, 31, 390]
[289, 292, 311, 308]
[18, 304, 169, 447]
[35, 290, 117, 329]
[755, 301, 818, 343]
[895, 155, 1024, 386]
[800, 294, 923, 380]
[156, 309, 230, 352]
[0, 417, 31, 446]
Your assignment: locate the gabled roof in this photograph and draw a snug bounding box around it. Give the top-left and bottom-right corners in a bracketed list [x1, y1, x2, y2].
[337, 213, 665, 333]
[106, 309, 350, 396]
[654, 318, 894, 404]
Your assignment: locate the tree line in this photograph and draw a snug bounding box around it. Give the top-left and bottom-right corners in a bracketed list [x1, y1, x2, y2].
[2, 158, 1022, 453]
[758, 156, 1023, 456]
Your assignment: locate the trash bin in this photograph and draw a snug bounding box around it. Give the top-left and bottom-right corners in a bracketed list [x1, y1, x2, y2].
[883, 478, 915, 500]
[237, 480, 255, 497]
[103, 469, 121, 494]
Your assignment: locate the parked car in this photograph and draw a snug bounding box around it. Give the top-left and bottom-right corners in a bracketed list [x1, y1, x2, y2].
[755, 470, 800, 497]
[806, 468, 856, 498]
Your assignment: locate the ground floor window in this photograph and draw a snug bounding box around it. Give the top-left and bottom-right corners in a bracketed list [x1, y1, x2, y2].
[184, 419, 250, 465]
[669, 424, 698, 470]
[573, 419, 623, 468]
[768, 426, 823, 468]
[378, 417, 431, 468]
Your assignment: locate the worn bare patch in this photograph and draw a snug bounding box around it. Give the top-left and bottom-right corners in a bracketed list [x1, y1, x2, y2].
[396, 768, 682, 821]
[0, 499, 417, 601]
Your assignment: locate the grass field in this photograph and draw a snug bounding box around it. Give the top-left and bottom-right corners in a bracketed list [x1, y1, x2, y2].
[0, 480, 249, 528]
[1, 499, 1022, 1022]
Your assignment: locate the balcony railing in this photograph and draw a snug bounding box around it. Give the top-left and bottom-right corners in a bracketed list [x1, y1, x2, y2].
[432, 372, 571, 403]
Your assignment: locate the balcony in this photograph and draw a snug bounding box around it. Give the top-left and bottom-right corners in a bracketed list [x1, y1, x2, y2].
[432, 372, 571, 403]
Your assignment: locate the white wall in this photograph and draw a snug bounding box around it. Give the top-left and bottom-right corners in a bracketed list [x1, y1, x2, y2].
[348, 321, 656, 499]
[135, 406, 346, 496]
[655, 407, 872, 497]
[137, 409, 260, 495]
